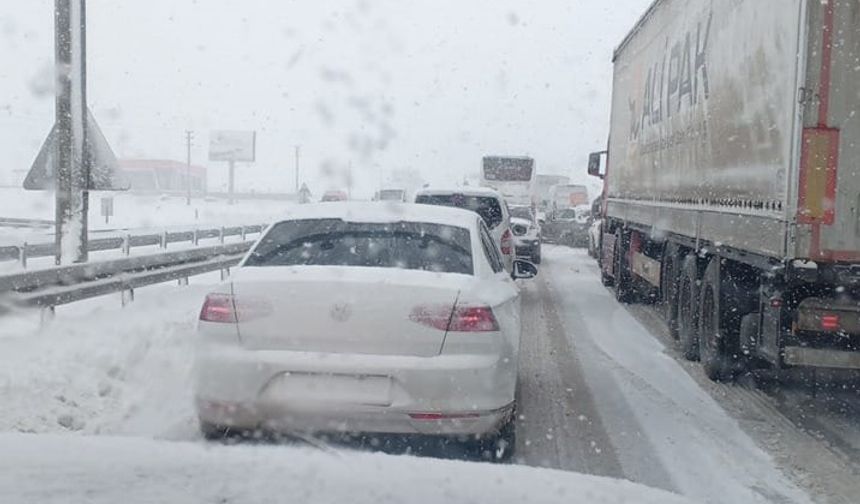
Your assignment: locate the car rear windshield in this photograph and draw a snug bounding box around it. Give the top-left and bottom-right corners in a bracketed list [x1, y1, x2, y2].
[245, 219, 473, 275]
[510, 206, 534, 222]
[415, 194, 504, 229]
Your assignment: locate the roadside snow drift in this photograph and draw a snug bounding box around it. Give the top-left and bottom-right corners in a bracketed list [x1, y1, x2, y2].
[0, 433, 693, 504]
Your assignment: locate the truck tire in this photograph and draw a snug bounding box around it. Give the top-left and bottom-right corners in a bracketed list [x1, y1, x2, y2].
[677, 255, 700, 361]
[613, 229, 636, 303]
[661, 243, 681, 339]
[698, 258, 737, 382]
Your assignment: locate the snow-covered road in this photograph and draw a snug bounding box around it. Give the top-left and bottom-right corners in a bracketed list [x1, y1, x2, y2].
[2, 246, 858, 503]
[518, 247, 812, 503]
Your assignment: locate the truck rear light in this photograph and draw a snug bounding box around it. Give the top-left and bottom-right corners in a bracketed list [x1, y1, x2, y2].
[821, 314, 841, 331]
[200, 293, 237, 323]
[501, 229, 513, 255]
[410, 305, 500, 332]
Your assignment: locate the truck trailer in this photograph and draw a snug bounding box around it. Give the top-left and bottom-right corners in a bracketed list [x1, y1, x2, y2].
[589, 0, 860, 380]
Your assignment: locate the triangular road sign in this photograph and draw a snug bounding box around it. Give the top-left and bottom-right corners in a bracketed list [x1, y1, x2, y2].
[23, 109, 129, 191]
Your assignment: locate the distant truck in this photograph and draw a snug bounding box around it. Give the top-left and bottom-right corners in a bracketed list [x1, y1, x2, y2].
[589, 0, 860, 380]
[480, 156, 536, 209]
[536, 174, 570, 212]
[548, 184, 589, 218]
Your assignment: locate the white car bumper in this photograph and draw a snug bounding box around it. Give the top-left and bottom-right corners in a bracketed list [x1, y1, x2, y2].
[194, 343, 516, 436]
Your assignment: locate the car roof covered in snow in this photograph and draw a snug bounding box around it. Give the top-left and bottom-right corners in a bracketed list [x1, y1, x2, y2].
[271, 202, 481, 229]
[414, 186, 504, 199]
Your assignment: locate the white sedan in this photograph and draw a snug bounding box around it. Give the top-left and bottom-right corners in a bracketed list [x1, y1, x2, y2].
[193, 203, 537, 460]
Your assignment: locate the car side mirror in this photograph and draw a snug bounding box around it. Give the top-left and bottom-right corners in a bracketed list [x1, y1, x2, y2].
[512, 259, 538, 280]
[588, 151, 607, 179]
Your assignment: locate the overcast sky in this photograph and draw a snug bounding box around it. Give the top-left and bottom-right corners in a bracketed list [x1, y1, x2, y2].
[0, 0, 651, 198]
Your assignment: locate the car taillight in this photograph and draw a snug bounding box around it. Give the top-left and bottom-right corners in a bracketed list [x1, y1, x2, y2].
[500, 229, 513, 255]
[821, 314, 841, 331]
[450, 306, 500, 332]
[200, 293, 237, 323]
[410, 305, 499, 332]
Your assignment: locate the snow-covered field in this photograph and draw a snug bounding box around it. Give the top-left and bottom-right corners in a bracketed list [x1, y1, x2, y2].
[0, 187, 290, 245]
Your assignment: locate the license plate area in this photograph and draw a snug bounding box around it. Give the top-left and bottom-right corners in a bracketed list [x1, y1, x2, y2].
[260, 373, 393, 407]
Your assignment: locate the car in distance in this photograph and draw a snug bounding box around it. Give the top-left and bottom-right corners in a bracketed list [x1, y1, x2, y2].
[194, 202, 538, 460]
[321, 190, 349, 202]
[414, 186, 514, 272]
[542, 206, 591, 247]
[373, 188, 408, 202]
[509, 205, 541, 264]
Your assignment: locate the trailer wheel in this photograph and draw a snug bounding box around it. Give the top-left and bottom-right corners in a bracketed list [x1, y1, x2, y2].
[612, 229, 636, 303]
[661, 243, 681, 339]
[698, 258, 737, 382]
[677, 255, 700, 361]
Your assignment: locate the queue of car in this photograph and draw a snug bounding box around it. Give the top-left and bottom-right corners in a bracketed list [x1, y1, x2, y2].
[192, 177, 601, 460]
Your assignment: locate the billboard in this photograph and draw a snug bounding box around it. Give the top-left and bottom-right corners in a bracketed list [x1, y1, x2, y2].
[209, 130, 256, 162]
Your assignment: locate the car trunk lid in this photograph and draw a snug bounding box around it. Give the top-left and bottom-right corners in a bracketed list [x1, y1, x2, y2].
[231, 266, 468, 357]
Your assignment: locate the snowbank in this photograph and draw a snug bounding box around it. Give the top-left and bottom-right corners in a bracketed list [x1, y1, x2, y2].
[0, 433, 693, 504]
[0, 280, 208, 438]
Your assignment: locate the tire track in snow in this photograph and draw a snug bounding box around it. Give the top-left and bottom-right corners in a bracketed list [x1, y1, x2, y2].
[515, 266, 625, 478]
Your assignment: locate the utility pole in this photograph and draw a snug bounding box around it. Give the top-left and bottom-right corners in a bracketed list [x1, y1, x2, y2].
[294, 145, 300, 192]
[54, 0, 89, 265]
[228, 159, 236, 205]
[347, 160, 353, 199]
[185, 130, 194, 205]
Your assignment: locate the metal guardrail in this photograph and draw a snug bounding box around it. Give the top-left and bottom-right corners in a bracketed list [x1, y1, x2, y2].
[0, 241, 255, 313]
[0, 217, 55, 229]
[0, 224, 267, 266]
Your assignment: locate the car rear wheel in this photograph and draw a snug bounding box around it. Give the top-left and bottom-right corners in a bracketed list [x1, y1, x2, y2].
[199, 421, 234, 441]
[472, 411, 516, 463]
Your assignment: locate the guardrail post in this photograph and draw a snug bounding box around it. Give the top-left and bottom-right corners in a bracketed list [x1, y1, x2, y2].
[122, 234, 131, 256]
[178, 277, 189, 286]
[219, 227, 225, 244]
[192, 229, 199, 246]
[241, 226, 247, 241]
[40, 306, 55, 327]
[161, 231, 169, 249]
[121, 288, 135, 307]
[19, 242, 27, 269]
[220, 267, 230, 281]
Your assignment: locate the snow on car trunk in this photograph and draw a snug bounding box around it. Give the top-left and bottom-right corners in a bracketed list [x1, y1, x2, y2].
[231, 266, 470, 357]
